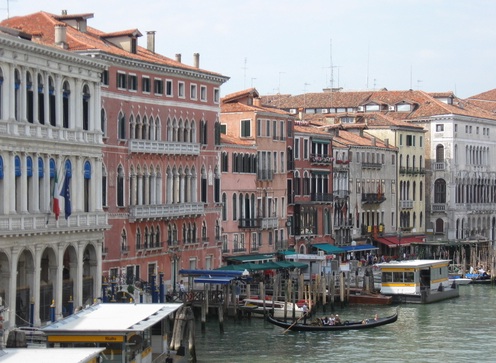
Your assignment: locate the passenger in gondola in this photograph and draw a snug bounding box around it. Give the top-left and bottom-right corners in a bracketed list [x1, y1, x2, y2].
[322, 316, 330, 326]
[334, 314, 342, 325]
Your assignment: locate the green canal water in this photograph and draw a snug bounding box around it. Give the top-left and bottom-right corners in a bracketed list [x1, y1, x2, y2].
[193, 284, 496, 362]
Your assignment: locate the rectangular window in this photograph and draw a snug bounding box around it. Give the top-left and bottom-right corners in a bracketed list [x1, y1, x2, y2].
[280, 121, 285, 140]
[273, 120, 277, 140]
[303, 139, 309, 159]
[241, 119, 251, 137]
[287, 120, 293, 138]
[419, 136, 423, 147]
[128, 74, 137, 91]
[214, 88, 220, 103]
[190, 84, 197, 99]
[166, 80, 173, 96]
[294, 138, 300, 159]
[178, 81, 185, 98]
[101, 70, 109, 86]
[406, 135, 413, 146]
[117, 72, 126, 89]
[220, 124, 227, 134]
[257, 119, 262, 137]
[200, 85, 207, 101]
[154, 79, 163, 95]
[436, 124, 444, 132]
[142, 77, 150, 93]
[266, 120, 271, 137]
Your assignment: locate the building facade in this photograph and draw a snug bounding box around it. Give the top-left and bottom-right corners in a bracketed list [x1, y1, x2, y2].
[0, 28, 107, 327]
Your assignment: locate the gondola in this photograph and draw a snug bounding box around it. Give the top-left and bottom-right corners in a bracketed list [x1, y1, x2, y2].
[266, 308, 399, 332]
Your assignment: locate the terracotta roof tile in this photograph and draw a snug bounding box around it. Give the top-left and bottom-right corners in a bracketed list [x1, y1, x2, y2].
[0, 11, 224, 77]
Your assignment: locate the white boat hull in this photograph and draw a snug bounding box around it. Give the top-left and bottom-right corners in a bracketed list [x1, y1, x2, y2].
[449, 278, 472, 285]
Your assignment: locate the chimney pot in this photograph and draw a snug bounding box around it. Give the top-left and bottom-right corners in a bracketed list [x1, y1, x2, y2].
[147, 31, 156, 53]
[54, 24, 67, 49]
[193, 52, 200, 68]
[175, 53, 182, 63]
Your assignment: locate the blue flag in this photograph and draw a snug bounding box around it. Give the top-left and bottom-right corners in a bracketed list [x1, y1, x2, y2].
[60, 172, 72, 219]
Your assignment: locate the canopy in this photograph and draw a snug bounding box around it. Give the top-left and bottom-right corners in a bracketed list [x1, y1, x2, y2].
[341, 244, 379, 252]
[313, 243, 346, 254]
[226, 253, 275, 263]
[215, 261, 308, 272]
[194, 276, 238, 284]
[179, 269, 243, 277]
[375, 236, 425, 248]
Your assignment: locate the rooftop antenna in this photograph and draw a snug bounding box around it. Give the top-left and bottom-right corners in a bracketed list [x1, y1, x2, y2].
[410, 65, 413, 89]
[2, 0, 15, 19]
[242, 57, 248, 89]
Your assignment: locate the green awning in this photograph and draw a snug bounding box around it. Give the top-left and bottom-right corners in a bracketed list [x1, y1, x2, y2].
[226, 253, 275, 263]
[312, 138, 330, 144]
[313, 243, 346, 254]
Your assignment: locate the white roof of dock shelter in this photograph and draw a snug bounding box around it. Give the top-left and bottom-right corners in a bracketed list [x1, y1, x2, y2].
[42, 303, 183, 334]
[377, 259, 451, 269]
[0, 348, 105, 362]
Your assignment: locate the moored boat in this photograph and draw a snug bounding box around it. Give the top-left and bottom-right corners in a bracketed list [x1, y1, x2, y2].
[239, 298, 304, 319]
[266, 309, 398, 332]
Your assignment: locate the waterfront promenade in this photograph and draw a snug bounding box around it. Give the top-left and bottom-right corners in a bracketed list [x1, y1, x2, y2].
[193, 284, 496, 363]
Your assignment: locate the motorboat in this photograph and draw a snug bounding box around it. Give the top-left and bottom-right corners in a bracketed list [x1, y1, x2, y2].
[238, 298, 304, 319]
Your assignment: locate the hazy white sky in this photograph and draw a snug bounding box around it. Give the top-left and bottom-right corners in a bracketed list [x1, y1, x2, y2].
[4, 0, 496, 98]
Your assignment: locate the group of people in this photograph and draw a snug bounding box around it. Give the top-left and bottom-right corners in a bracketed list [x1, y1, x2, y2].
[320, 314, 342, 326]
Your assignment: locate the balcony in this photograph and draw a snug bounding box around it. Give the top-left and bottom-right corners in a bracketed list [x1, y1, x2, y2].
[400, 200, 413, 209]
[0, 211, 109, 237]
[0, 119, 103, 146]
[431, 203, 446, 212]
[334, 159, 350, 169]
[257, 169, 274, 181]
[261, 217, 279, 229]
[333, 190, 350, 199]
[400, 167, 426, 175]
[310, 154, 333, 165]
[238, 218, 261, 229]
[129, 139, 200, 156]
[434, 162, 445, 171]
[129, 202, 204, 221]
[361, 162, 382, 169]
[361, 193, 386, 204]
[310, 193, 333, 202]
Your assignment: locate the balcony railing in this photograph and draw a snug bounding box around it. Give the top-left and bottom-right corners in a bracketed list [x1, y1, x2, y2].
[238, 218, 261, 229]
[400, 200, 413, 209]
[434, 162, 445, 171]
[310, 154, 333, 165]
[129, 139, 200, 156]
[257, 169, 274, 181]
[432, 203, 446, 212]
[0, 211, 109, 237]
[399, 166, 426, 175]
[361, 162, 382, 169]
[333, 190, 350, 199]
[361, 193, 386, 204]
[129, 202, 204, 221]
[310, 193, 333, 202]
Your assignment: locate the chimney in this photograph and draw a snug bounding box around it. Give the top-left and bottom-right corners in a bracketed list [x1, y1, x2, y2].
[385, 138, 389, 147]
[371, 137, 376, 146]
[175, 53, 182, 63]
[253, 97, 261, 107]
[61, 10, 67, 15]
[147, 31, 155, 53]
[193, 52, 200, 68]
[54, 24, 68, 49]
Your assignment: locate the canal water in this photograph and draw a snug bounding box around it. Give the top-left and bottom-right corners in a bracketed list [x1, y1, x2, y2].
[193, 284, 496, 362]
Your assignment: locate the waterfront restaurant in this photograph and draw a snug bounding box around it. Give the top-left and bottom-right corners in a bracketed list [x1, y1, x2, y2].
[42, 303, 182, 363]
[377, 259, 459, 303]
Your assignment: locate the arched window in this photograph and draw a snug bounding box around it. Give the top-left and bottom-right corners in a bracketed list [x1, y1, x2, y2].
[101, 108, 107, 137]
[118, 112, 126, 140]
[26, 156, 33, 211]
[14, 155, 21, 212]
[63, 81, 71, 128]
[48, 76, 55, 126]
[232, 193, 237, 220]
[436, 144, 445, 163]
[435, 218, 444, 234]
[83, 84, 91, 131]
[26, 71, 34, 123]
[117, 165, 125, 207]
[37, 73, 45, 124]
[434, 179, 446, 203]
[121, 229, 127, 251]
[102, 165, 107, 207]
[222, 193, 227, 220]
[136, 228, 141, 249]
[84, 161, 91, 212]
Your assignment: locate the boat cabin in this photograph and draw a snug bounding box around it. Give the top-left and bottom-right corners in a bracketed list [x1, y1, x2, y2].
[42, 303, 182, 363]
[377, 259, 459, 303]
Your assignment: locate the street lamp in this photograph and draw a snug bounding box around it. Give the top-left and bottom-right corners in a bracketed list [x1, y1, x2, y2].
[397, 231, 403, 260]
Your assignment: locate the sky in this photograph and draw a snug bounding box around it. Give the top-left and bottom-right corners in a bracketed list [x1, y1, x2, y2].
[4, 0, 496, 99]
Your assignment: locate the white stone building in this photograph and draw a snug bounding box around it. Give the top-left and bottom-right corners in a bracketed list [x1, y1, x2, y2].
[0, 28, 108, 329]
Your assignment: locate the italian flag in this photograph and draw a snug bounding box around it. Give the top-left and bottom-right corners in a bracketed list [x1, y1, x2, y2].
[53, 173, 60, 220]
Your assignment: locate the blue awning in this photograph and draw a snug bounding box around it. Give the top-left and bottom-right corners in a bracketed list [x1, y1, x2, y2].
[313, 243, 346, 254]
[194, 276, 237, 284]
[340, 244, 378, 252]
